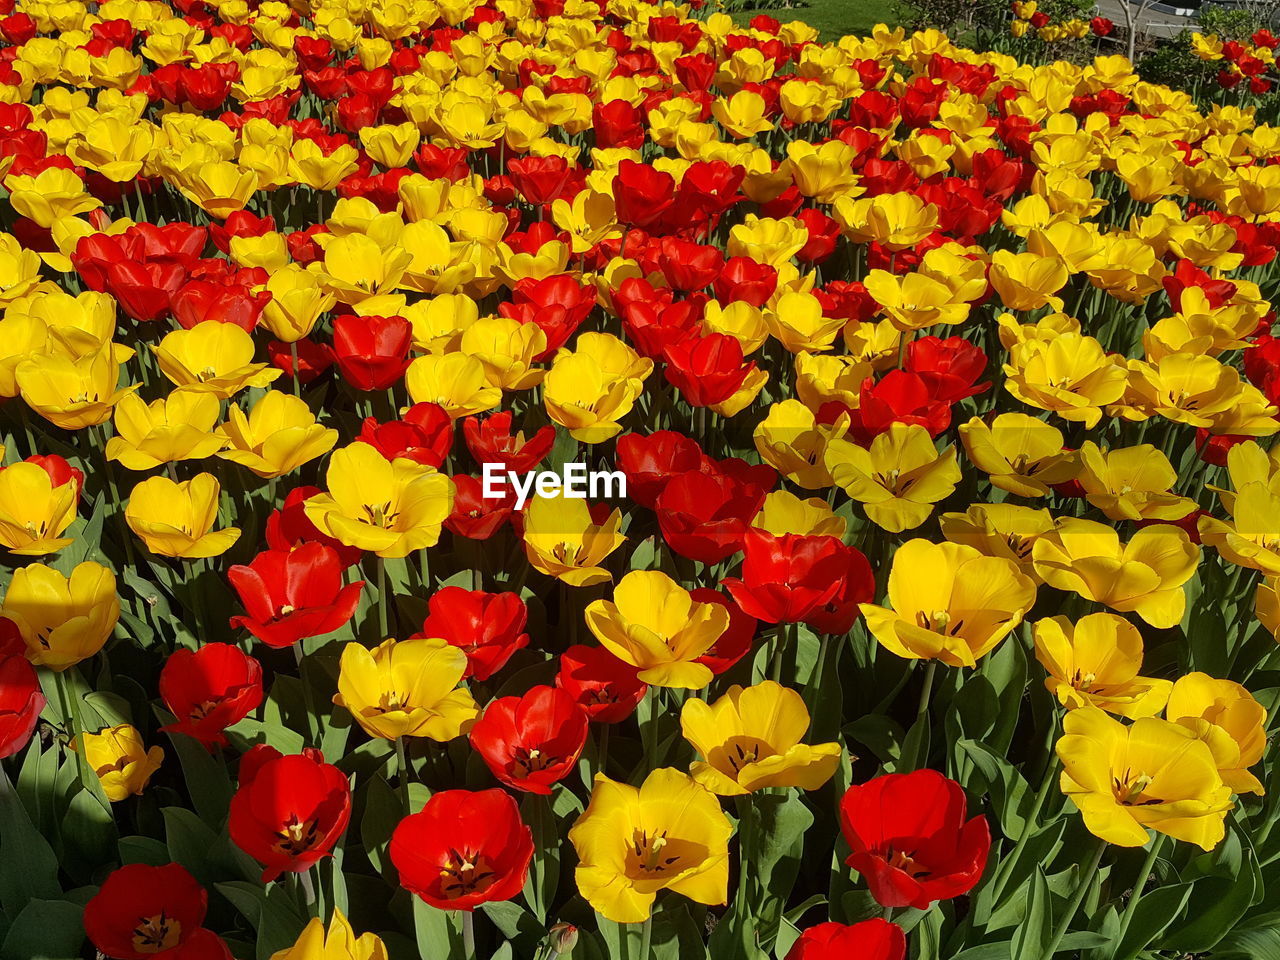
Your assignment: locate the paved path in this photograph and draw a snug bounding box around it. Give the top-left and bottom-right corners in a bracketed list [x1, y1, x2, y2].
[1094, 0, 1196, 40]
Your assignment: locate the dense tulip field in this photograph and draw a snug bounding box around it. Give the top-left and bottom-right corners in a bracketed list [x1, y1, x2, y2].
[2, 0, 1280, 957]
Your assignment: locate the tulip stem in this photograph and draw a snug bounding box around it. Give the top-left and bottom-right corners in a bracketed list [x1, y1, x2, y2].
[290, 342, 301, 397]
[1112, 833, 1164, 958]
[1043, 837, 1106, 960]
[989, 753, 1060, 902]
[395, 736, 412, 815]
[55, 670, 102, 804]
[292, 644, 319, 747]
[639, 916, 653, 959]
[375, 556, 389, 639]
[462, 909, 476, 958]
[915, 660, 938, 723]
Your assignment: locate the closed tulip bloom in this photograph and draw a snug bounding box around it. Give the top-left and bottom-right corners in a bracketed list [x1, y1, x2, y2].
[390, 788, 533, 912]
[2, 561, 119, 671]
[1056, 707, 1233, 850]
[259, 264, 337, 343]
[861, 540, 1036, 668]
[469, 685, 588, 794]
[825, 423, 962, 533]
[126, 474, 241, 559]
[405, 352, 503, 419]
[216, 391, 338, 479]
[0, 460, 78, 555]
[1032, 518, 1199, 628]
[522, 495, 625, 587]
[1033, 614, 1171, 718]
[585, 571, 729, 689]
[459, 315, 547, 391]
[752, 490, 846, 539]
[16, 344, 139, 430]
[839, 769, 990, 909]
[1076, 442, 1196, 522]
[229, 745, 351, 883]
[75, 724, 164, 802]
[543, 348, 646, 444]
[335, 637, 479, 741]
[764, 292, 847, 353]
[332, 314, 413, 392]
[415, 586, 529, 681]
[154, 321, 280, 400]
[1167, 672, 1267, 795]
[303, 443, 454, 558]
[5, 166, 101, 227]
[228, 544, 363, 649]
[158, 644, 265, 749]
[556, 644, 648, 724]
[271, 909, 389, 960]
[571, 768, 731, 923]
[785, 919, 906, 960]
[680, 680, 841, 795]
[359, 122, 420, 169]
[958, 414, 1079, 497]
[106, 389, 226, 471]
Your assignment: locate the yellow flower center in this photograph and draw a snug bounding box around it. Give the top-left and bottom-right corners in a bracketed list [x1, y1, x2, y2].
[273, 815, 320, 856]
[1114, 771, 1159, 806]
[439, 850, 497, 899]
[361, 501, 400, 528]
[887, 847, 931, 879]
[916, 609, 964, 635]
[132, 913, 181, 954]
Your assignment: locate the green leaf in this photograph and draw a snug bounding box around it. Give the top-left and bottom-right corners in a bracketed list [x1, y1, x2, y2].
[0, 769, 61, 917]
[59, 790, 117, 880]
[359, 774, 400, 880]
[159, 711, 233, 827]
[1113, 882, 1194, 960]
[0, 898, 84, 960]
[521, 792, 558, 923]
[1009, 866, 1051, 958]
[215, 881, 309, 960]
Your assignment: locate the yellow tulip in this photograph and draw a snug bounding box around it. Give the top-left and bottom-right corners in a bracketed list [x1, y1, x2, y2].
[1003, 334, 1127, 429]
[4, 167, 101, 227]
[16, 345, 139, 430]
[834, 192, 939, 250]
[405, 352, 503, 419]
[1033, 614, 1171, 718]
[268, 909, 389, 960]
[584, 571, 728, 689]
[938, 503, 1056, 583]
[752, 490, 846, 539]
[125, 474, 241, 559]
[988, 250, 1070, 312]
[1032, 518, 1199, 628]
[459, 316, 546, 391]
[106, 389, 226, 471]
[304, 443, 453, 559]
[1167, 672, 1267, 795]
[680, 681, 841, 795]
[754, 400, 848, 490]
[259, 265, 337, 343]
[313, 234, 413, 305]
[569, 769, 731, 923]
[335, 638, 479, 741]
[1056, 707, 1232, 850]
[763, 292, 845, 353]
[2, 561, 119, 671]
[1075, 442, 1196, 522]
[522, 494, 624, 587]
[860, 539, 1037, 667]
[154, 321, 280, 400]
[174, 160, 259, 219]
[958, 414, 1079, 497]
[543, 334, 648, 444]
[74, 724, 164, 802]
[0, 461, 78, 555]
[864, 270, 971, 331]
[215, 391, 338, 479]
[358, 122, 421, 169]
[825, 423, 961, 533]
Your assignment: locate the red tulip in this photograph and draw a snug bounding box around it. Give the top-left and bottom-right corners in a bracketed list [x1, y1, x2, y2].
[657, 237, 724, 292]
[208, 210, 276, 255]
[612, 159, 675, 228]
[23, 453, 83, 501]
[227, 544, 364, 649]
[267, 336, 334, 384]
[852, 370, 952, 443]
[689, 588, 757, 674]
[463, 411, 556, 474]
[1090, 16, 1114, 36]
[171, 279, 270, 332]
[332, 314, 412, 391]
[265, 486, 363, 567]
[228, 745, 351, 883]
[713, 256, 777, 307]
[469, 685, 588, 794]
[674, 52, 716, 91]
[390, 788, 533, 911]
[663, 333, 760, 408]
[656, 469, 768, 564]
[415, 586, 530, 681]
[616, 430, 703, 508]
[0, 618, 43, 760]
[445, 474, 516, 540]
[593, 99, 646, 149]
[906, 336, 990, 403]
[555, 644, 647, 723]
[785, 919, 906, 960]
[839, 769, 991, 910]
[158, 644, 265, 749]
[498, 274, 596, 357]
[507, 155, 572, 205]
[83, 863, 227, 960]
[359, 402, 455, 468]
[722, 529, 874, 630]
[795, 208, 842, 265]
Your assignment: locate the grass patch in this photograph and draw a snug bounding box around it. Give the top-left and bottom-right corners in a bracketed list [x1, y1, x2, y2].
[731, 0, 903, 41]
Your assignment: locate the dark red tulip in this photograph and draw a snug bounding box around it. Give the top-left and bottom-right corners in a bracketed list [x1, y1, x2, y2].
[229, 745, 351, 883]
[469, 685, 589, 794]
[555, 644, 648, 724]
[445, 474, 516, 540]
[83, 863, 223, 960]
[906, 336, 990, 404]
[267, 337, 334, 384]
[227, 544, 364, 649]
[391, 788, 533, 911]
[616, 430, 703, 509]
[415, 586, 529, 682]
[158, 644, 265, 749]
[657, 469, 768, 564]
[23, 453, 83, 501]
[839, 769, 991, 910]
[0, 618, 43, 760]
[612, 159, 675, 229]
[689, 588, 757, 674]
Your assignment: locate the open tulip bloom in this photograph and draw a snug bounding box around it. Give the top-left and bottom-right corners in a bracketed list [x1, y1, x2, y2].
[3, 6, 1280, 960]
